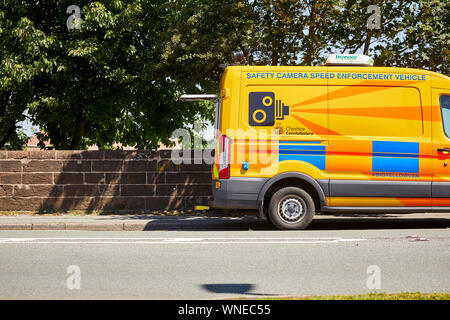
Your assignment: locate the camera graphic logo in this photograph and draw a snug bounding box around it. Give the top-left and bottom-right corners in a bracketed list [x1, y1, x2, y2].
[249, 92, 289, 126]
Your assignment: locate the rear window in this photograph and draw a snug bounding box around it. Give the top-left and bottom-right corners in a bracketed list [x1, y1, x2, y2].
[440, 95, 450, 138]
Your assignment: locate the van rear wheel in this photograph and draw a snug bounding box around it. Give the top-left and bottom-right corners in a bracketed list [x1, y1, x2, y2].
[268, 187, 315, 230]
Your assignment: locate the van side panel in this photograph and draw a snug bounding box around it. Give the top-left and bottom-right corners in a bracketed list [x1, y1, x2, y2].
[327, 81, 432, 207]
[213, 66, 450, 213]
[234, 84, 328, 180]
[233, 67, 329, 180]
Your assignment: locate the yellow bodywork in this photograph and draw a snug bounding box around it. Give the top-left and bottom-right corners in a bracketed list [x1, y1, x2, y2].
[216, 65, 450, 208]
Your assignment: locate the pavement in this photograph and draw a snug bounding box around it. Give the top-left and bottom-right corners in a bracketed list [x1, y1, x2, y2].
[0, 212, 449, 231]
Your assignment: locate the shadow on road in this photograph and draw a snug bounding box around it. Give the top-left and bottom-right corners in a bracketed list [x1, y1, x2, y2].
[134, 214, 450, 231]
[308, 217, 450, 230]
[201, 284, 278, 296]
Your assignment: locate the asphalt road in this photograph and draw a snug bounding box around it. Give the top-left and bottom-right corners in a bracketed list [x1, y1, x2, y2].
[0, 216, 449, 299]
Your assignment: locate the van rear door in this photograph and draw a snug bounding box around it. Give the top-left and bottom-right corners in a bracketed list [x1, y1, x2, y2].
[432, 89, 450, 207]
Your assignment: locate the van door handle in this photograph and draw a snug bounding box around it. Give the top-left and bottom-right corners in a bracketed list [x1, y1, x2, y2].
[437, 148, 450, 154]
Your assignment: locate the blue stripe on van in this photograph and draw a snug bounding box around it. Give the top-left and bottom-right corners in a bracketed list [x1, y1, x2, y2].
[279, 150, 326, 155]
[372, 141, 419, 173]
[372, 141, 419, 155]
[279, 145, 326, 151]
[279, 141, 322, 144]
[372, 152, 419, 158]
[372, 157, 419, 173]
[279, 154, 326, 170]
[278, 141, 326, 170]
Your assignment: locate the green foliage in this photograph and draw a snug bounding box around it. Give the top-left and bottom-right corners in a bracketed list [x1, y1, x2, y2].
[385, 0, 449, 74]
[0, 3, 56, 149]
[332, 0, 449, 73]
[25, 0, 202, 150]
[0, 0, 448, 150]
[1, 0, 217, 150]
[4, 130, 28, 150]
[249, 0, 340, 66]
[160, 0, 254, 92]
[245, 292, 450, 300]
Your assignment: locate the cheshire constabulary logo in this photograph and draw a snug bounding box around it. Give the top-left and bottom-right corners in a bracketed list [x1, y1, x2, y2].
[249, 92, 289, 126]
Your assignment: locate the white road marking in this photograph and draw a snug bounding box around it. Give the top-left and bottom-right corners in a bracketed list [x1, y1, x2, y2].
[0, 237, 367, 244]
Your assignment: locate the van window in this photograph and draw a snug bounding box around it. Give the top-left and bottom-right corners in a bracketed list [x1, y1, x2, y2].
[440, 95, 450, 138]
[329, 86, 423, 137]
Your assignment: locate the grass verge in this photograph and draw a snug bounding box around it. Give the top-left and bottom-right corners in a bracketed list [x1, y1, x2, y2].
[238, 292, 450, 300]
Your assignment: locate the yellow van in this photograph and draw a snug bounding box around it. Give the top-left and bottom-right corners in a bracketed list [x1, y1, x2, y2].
[184, 54, 450, 230]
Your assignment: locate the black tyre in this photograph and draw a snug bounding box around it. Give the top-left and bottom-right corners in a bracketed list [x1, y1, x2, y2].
[264, 211, 276, 228]
[268, 187, 315, 230]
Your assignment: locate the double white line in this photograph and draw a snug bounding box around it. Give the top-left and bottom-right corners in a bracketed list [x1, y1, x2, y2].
[0, 237, 367, 244]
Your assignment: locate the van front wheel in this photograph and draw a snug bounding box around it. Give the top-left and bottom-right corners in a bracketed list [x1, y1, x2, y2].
[268, 187, 315, 230]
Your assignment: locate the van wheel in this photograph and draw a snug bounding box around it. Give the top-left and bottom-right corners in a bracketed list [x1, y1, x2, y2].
[268, 187, 315, 230]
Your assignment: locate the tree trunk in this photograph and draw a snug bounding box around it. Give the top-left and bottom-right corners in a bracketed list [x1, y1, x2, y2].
[69, 105, 85, 150]
[303, 0, 316, 65]
[363, 32, 372, 55]
[271, 51, 279, 66]
[0, 122, 17, 149]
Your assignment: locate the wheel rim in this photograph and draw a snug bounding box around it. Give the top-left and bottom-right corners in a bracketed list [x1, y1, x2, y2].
[278, 196, 305, 223]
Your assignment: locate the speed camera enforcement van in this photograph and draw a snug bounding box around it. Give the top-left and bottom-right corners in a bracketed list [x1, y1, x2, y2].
[181, 54, 450, 230]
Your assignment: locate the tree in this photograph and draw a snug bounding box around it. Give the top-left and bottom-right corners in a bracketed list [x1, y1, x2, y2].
[247, 0, 339, 66]
[331, 0, 449, 74]
[26, 0, 191, 150]
[1, 0, 448, 150]
[0, 3, 55, 149]
[4, 0, 218, 150]
[387, 0, 449, 75]
[158, 0, 254, 92]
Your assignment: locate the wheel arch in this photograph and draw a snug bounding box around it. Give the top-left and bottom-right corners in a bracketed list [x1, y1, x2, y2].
[256, 172, 327, 217]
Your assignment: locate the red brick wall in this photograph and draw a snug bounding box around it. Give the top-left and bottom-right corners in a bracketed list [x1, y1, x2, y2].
[0, 150, 212, 212]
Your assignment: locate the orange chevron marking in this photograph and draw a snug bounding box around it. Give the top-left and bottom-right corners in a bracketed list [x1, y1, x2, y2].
[291, 80, 421, 109]
[292, 106, 423, 121]
[291, 114, 342, 136]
